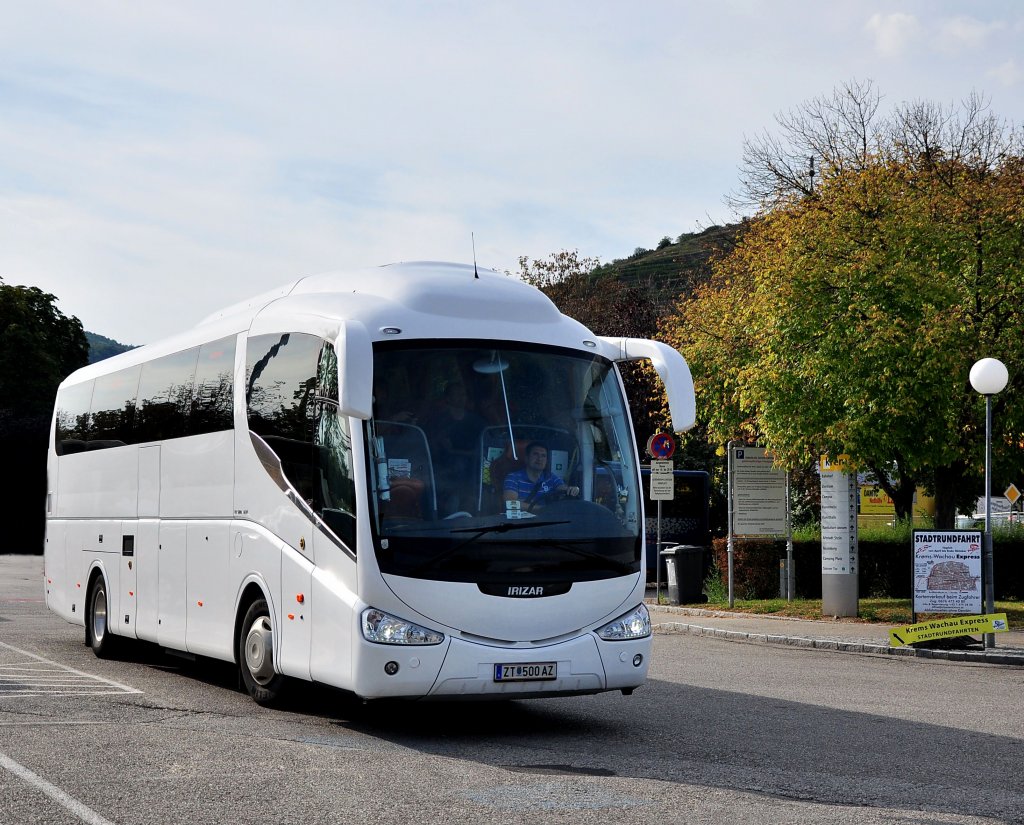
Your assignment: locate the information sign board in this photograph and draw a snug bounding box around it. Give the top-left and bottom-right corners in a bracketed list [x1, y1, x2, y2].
[731, 446, 787, 536]
[649, 460, 675, 501]
[820, 469, 858, 574]
[912, 530, 982, 614]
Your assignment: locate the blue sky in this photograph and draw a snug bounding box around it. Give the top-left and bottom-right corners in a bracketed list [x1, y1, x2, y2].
[2, 1, 1022, 344]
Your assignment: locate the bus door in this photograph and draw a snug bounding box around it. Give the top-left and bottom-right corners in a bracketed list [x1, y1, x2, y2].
[119, 526, 138, 640]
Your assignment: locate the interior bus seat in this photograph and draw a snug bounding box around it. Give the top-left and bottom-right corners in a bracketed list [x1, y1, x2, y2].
[376, 421, 436, 522]
[486, 440, 530, 493]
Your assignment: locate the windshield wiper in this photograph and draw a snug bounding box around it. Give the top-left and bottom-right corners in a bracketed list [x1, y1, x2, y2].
[409, 520, 571, 575]
[448, 519, 570, 535]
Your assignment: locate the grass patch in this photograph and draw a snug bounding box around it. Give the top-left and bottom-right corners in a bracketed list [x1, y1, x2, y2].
[690, 596, 1024, 627]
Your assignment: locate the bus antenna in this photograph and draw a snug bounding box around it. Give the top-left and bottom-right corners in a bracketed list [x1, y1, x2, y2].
[472, 233, 479, 279]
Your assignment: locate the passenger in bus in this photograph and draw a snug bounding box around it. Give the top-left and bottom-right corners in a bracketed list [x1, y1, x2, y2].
[502, 441, 579, 512]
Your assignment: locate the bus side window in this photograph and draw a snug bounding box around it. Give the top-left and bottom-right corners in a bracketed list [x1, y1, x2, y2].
[313, 343, 357, 548]
[55, 381, 94, 455]
[136, 348, 200, 442]
[89, 366, 141, 448]
[189, 335, 236, 436]
[247, 333, 359, 547]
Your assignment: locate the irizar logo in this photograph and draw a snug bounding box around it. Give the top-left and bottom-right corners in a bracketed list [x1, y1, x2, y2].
[507, 585, 544, 597]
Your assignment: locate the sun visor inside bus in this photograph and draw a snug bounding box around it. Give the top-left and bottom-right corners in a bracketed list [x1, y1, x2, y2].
[337, 319, 374, 419]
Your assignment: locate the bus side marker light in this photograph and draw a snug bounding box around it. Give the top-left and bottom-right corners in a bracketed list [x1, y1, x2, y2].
[129, 591, 134, 597]
[197, 601, 203, 607]
[288, 613, 295, 620]
[296, 594, 304, 604]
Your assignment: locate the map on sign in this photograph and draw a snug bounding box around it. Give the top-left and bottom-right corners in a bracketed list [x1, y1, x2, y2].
[912, 530, 982, 614]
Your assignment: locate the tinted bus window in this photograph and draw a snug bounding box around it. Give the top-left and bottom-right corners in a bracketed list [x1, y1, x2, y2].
[246, 333, 321, 502]
[313, 343, 356, 548]
[190, 335, 236, 435]
[89, 366, 141, 448]
[55, 381, 94, 455]
[136, 348, 199, 442]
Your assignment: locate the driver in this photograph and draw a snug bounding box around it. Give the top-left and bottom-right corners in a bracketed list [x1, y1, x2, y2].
[502, 441, 579, 511]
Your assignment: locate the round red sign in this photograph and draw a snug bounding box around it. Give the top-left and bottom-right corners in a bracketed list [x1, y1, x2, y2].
[647, 432, 676, 459]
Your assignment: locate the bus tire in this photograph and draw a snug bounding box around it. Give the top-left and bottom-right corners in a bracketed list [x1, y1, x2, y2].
[238, 598, 287, 705]
[86, 574, 118, 658]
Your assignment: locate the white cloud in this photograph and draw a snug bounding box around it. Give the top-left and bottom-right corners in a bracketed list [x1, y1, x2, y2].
[988, 59, 1023, 87]
[865, 12, 921, 58]
[936, 15, 1003, 54]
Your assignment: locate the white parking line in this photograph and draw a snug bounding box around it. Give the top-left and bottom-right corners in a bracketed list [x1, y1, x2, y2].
[0, 641, 141, 696]
[0, 749, 119, 825]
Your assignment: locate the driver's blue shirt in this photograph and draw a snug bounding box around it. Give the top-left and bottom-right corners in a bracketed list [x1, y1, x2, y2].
[503, 469, 565, 506]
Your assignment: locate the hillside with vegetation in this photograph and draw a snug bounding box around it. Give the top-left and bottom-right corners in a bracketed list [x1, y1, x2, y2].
[594, 222, 744, 307]
[85, 330, 135, 363]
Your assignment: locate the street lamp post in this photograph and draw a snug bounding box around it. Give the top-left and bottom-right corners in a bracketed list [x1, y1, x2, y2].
[969, 357, 1009, 649]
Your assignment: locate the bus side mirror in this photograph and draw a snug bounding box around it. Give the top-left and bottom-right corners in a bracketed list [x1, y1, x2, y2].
[598, 337, 696, 433]
[337, 320, 374, 419]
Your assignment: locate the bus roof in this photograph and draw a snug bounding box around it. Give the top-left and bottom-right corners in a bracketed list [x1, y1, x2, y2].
[60, 262, 598, 385]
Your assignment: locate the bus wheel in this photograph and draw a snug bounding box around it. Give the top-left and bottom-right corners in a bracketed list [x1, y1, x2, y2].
[238, 598, 286, 705]
[87, 575, 118, 658]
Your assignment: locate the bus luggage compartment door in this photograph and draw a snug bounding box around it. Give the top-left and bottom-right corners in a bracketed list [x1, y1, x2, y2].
[119, 530, 138, 639]
[278, 546, 313, 681]
[158, 521, 187, 649]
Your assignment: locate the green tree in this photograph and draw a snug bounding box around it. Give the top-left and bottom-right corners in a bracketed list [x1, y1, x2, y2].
[0, 281, 89, 551]
[664, 82, 1024, 528]
[516, 251, 672, 456]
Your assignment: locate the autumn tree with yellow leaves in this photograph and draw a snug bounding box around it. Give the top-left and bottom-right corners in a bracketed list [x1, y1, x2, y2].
[662, 81, 1024, 528]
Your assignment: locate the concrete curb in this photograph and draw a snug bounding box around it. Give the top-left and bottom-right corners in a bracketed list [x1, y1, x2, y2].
[651, 620, 1024, 666]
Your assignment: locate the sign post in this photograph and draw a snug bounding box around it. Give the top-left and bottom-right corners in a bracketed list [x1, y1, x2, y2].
[912, 530, 982, 618]
[647, 434, 676, 603]
[819, 455, 858, 617]
[728, 445, 789, 607]
[1006, 484, 1021, 523]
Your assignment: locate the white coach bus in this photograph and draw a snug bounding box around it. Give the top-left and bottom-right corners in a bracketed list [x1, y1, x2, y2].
[44, 262, 695, 704]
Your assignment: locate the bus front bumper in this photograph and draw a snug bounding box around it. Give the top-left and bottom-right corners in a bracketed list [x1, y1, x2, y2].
[351, 630, 651, 700]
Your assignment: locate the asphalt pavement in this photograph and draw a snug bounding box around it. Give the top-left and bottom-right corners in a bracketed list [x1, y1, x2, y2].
[647, 599, 1024, 666]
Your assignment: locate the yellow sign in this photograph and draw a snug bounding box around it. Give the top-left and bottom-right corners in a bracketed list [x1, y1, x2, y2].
[1006, 484, 1021, 505]
[860, 486, 894, 514]
[819, 454, 852, 473]
[889, 613, 1009, 647]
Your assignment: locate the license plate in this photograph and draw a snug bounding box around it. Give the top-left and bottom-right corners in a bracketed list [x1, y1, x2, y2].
[493, 662, 557, 682]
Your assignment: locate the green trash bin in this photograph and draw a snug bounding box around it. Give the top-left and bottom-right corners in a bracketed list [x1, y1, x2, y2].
[660, 545, 705, 605]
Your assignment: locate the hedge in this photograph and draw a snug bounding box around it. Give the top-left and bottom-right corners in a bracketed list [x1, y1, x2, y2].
[710, 536, 1024, 600]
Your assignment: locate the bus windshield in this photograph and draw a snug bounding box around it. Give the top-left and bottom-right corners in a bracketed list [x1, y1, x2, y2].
[367, 342, 641, 584]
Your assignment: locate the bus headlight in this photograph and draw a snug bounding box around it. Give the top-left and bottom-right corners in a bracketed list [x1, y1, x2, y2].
[361, 608, 444, 645]
[596, 604, 651, 641]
